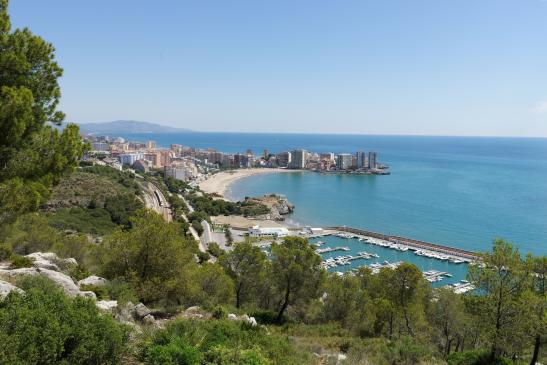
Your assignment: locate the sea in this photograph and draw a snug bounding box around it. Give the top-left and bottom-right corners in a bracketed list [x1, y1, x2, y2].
[118, 132, 547, 283]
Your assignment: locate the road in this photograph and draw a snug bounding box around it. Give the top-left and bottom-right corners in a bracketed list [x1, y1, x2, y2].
[138, 181, 172, 222]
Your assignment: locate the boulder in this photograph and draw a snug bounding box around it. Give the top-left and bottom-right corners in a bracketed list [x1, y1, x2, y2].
[142, 314, 156, 325]
[0, 280, 23, 300]
[115, 301, 135, 322]
[26, 252, 60, 271]
[78, 291, 97, 300]
[0, 267, 81, 297]
[78, 275, 107, 287]
[97, 300, 118, 312]
[39, 268, 81, 296]
[133, 303, 151, 318]
[228, 313, 238, 320]
[24, 252, 78, 271]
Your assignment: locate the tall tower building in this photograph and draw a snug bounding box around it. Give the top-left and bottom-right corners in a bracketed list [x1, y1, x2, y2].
[368, 152, 377, 169]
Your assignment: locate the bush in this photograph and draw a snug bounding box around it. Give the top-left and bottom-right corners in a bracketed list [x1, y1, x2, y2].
[9, 254, 33, 269]
[212, 305, 228, 320]
[80, 284, 109, 300]
[447, 350, 512, 365]
[0, 243, 12, 260]
[207, 242, 222, 258]
[142, 319, 310, 365]
[0, 276, 128, 364]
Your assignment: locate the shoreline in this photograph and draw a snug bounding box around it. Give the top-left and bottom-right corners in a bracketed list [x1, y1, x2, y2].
[198, 168, 300, 201]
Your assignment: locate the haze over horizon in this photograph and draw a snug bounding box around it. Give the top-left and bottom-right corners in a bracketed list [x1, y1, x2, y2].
[10, 0, 547, 137]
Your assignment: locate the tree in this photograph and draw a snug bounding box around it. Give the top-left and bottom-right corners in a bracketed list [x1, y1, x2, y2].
[270, 237, 324, 323]
[220, 242, 268, 308]
[428, 288, 468, 356]
[99, 209, 197, 305]
[0, 276, 127, 364]
[528, 255, 546, 365]
[0, 0, 87, 223]
[378, 263, 429, 338]
[467, 239, 531, 359]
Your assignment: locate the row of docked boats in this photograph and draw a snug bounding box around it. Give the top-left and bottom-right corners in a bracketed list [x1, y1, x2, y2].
[414, 249, 465, 264]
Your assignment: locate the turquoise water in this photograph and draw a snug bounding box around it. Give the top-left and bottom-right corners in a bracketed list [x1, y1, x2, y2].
[119, 132, 547, 257]
[308, 235, 468, 287]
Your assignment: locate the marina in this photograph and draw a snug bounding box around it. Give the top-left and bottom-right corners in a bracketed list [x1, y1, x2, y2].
[310, 230, 474, 288]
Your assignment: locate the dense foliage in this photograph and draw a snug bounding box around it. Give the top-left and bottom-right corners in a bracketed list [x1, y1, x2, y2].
[142, 318, 310, 365]
[0, 0, 87, 223]
[0, 276, 128, 364]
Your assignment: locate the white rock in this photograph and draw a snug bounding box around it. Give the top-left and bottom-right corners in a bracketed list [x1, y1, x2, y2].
[25, 252, 60, 271]
[78, 275, 107, 287]
[142, 314, 155, 324]
[96, 300, 118, 311]
[38, 268, 81, 296]
[78, 291, 97, 300]
[0, 280, 24, 300]
[247, 316, 257, 326]
[0, 267, 82, 297]
[134, 303, 151, 318]
[228, 313, 238, 320]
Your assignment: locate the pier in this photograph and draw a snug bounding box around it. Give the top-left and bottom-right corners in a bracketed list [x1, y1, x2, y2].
[325, 226, 478, 261]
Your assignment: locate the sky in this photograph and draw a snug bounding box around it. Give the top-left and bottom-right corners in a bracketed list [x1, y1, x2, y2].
[8, 0, 547, 136]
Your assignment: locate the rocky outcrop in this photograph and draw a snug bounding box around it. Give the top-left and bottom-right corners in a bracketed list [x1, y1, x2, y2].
[0, 279, 23, 300]
[97, 300, 118, 312]
[0, 253, 95, 298]
[25, 252, 77, 271]
[227, 313, 258, 326]
[78, 275, 107, 287]
[245, 194, 295, 221]
[133, 303, 151, 319]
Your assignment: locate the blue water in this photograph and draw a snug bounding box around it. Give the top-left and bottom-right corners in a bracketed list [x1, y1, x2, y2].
[119, 132, 547, 256]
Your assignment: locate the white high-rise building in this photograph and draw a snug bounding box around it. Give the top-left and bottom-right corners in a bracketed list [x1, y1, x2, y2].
[289, 149, 308, 169]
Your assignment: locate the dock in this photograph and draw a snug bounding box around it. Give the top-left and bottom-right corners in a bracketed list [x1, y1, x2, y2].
[324, 226, 477, 261]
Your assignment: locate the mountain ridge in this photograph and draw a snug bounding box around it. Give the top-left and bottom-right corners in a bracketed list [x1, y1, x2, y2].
[77, 120, 194, 134]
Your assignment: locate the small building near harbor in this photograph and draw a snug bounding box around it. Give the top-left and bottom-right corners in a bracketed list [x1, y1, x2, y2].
[307, 227, 324, 235]
[248, 225, 289, 238]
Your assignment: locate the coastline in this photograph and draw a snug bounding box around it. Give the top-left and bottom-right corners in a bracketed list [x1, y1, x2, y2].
[198, 168, 299, 201]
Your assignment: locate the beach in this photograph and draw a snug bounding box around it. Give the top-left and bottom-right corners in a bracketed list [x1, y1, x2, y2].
[198, 168, 297, 199]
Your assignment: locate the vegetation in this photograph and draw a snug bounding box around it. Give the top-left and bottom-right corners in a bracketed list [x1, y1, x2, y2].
[0, 0, 87, 224]
[142, 318, 311, 365]
[0, 276, 128, 364]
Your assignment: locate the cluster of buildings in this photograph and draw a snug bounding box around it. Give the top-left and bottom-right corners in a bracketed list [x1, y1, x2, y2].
[84, 135, 389, 182]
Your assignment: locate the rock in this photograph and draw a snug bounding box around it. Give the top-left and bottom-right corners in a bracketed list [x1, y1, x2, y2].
[181, 306, 210, 320]
[115, 302, 135, 322]
[97, 300, 118, 312]
[39, 268, 81, 296]
[24, 252, 78, 271]
[78, 291, 97, 300]
[142, 314, 155, 325]
[0, 267, 83, 297]
[0, 280, 24, 300]
[133, 303, 151, 318]
[26, 252, 60, 271]
[240, 314, 257, 326]
[228, 313, 237, 320]
[0, 267, 39, 278]
[78, 275, 107, 287]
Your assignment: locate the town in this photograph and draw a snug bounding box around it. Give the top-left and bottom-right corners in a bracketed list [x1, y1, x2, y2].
[85, 134, 390, 182]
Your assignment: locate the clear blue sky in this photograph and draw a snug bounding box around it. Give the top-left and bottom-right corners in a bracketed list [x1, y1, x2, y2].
[9, 0, 547, 136]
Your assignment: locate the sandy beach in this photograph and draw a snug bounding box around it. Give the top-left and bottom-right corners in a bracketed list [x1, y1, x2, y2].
[198, 168, 297, 199]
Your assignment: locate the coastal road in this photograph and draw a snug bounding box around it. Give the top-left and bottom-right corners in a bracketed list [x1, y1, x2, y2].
[139, 181, 172, 222]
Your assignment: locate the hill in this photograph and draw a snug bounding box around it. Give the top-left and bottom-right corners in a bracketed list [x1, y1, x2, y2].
[77, 120, 193, 134]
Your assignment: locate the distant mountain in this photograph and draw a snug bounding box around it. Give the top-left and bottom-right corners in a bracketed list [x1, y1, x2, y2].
[77, 120, 194, 134]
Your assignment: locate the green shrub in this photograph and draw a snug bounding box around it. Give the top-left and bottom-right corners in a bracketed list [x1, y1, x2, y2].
[447, 350, 512, 365]
[212, 305, 228, 320]
[9, 254, 33, 269]
[0, 276, 128, 364]
[0, 243, 12, 260]
[105, 278, 139, 305]
[142, 319, 310, 365]
[80, 284, 109, 300]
